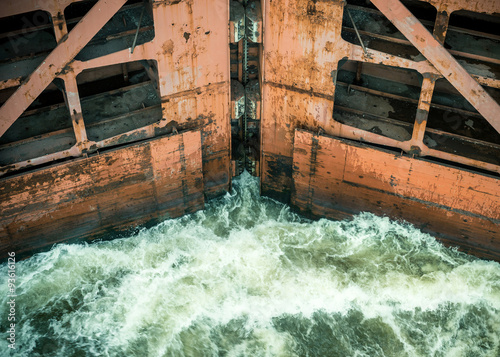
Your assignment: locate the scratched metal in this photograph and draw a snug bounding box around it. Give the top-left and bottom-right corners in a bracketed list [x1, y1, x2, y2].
[261, 0, 500, 205]
[0, 0, 231, 198]
[0, 131, 204, 259]
[292, 129, 500, 261]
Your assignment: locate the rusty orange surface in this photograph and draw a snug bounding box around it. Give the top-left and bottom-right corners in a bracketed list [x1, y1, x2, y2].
[421, 0, 500, 14]
[0, 0, 128, 137]
[0, 0, 232, 196]
[260, 0, 500, 197]
[0, 131, 204, 258]
[371, 0, 500, 133]
[161, 82, 231, 198]
[292, 130, 500, 261]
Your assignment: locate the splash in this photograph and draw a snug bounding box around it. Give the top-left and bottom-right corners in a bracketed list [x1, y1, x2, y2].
[1, 172, 499, 356]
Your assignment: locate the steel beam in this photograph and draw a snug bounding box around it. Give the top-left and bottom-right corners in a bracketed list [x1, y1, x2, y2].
[409, 75, 436, 152]
[52, 13, 69, 44]
[407, 13, 446, 155]
[0, 0, 127, 138]
[433, 11, 449, 44]
[329, 119, 500, 174]
[71, 44, 151, 75]
[62, 74, 88, 146]
[52, 7, 88, 150]
[371, 0, 500, 134]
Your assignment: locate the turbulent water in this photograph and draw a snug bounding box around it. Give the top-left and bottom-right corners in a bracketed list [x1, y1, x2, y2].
[1, 172, 500, 357]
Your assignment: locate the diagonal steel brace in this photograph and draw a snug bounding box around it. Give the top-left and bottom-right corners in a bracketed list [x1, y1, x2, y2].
[371, 0, 500, 134]
[0, 0, 127, 138]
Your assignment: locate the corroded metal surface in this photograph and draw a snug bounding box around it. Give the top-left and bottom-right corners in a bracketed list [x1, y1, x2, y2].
[160, 82, 231, 198]
[421, 0, 500, 14]
[292, 130, 500, 261]
[0, 131, 204, 258]
[261, 0, 500, 203]
[0, 0, 128, 137]
[371, 0, 500, 133]
[0, 0, 231, 198]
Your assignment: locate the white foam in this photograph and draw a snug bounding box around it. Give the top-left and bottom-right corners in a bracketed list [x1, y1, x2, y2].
[1, 172, 499, 356]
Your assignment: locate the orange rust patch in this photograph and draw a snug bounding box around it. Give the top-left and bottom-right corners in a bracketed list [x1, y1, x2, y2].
[162, 40, 175, 55]
[324, 41, 334, 52]
[292, 130, 500, 261]
[0, 132, 205, 259]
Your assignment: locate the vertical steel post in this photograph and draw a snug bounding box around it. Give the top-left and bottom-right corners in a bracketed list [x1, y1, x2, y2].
[410, 75, 437, 153]
[51, 4, 89, 150]
[63, 74, 88, 147]
[408, 9, 450, 154]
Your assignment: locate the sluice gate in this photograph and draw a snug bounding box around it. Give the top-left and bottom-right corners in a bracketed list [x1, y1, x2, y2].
[0, 0, 499, 261]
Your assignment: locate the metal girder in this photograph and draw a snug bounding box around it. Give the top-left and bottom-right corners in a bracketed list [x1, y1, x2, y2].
[371, 0, 500, 134]
[410, 75, 437, 150]
[0, 0, 127, 138]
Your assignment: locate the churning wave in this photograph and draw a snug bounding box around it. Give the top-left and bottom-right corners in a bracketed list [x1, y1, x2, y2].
[1, 172, 499, 356]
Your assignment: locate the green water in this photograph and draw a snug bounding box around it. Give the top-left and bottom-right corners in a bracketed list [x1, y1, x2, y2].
[1, 172, 499, 356]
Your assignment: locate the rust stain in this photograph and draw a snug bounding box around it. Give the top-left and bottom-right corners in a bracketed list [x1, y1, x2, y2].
[324, 41, 334, 52]
[371, 0, 500, 133]
[0, 0, 128, 137]
[0, 132, 204, 259]
[291, 130, 500, 261]
[162, 40, 175, 55]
